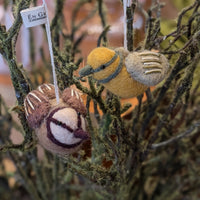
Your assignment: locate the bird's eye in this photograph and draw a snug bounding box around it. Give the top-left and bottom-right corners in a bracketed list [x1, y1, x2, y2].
[102, 65, 106, 69]
[57, 121, 63, 126]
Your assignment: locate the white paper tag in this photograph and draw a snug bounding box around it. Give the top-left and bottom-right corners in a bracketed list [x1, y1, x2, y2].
[20, 5, 47, 28]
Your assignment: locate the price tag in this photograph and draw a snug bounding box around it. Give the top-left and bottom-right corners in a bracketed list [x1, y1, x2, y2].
[20, 5, 47, 28]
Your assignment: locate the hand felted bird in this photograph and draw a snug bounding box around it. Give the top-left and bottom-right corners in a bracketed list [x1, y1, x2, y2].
[79, 47, 169, 98]
[24, 83, 89, 155]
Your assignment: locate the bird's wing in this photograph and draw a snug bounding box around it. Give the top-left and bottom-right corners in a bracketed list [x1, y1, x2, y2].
[125, 51, 169, 86]
[24, 90, 51, 128]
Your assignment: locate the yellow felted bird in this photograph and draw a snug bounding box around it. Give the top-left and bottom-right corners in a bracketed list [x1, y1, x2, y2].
[79, 47, 169, 98]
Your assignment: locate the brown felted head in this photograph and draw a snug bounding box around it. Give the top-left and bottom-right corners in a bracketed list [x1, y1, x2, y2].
[24, 90, 51, 128]
[24, 83, 89, 155]
[62, 88, 87, 116]
[35, 106, 89, 155]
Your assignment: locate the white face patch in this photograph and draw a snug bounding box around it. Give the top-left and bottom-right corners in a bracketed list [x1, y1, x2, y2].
[52, 107, 78, 130]
[50, 122, 81, 145]
[49, 107, 83, 145]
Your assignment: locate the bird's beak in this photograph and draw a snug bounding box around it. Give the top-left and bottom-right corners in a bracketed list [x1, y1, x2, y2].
[74, 129, 90, 140]
[79, 65, 94, 77]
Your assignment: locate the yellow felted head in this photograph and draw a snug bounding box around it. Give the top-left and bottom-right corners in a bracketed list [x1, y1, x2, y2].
[87, 47, 115, 69]
[87, 47, 118, 80]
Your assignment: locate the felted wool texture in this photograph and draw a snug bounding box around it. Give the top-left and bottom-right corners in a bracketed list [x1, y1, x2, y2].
[24, 90, 51, 128]
[62, 88, 87, 116]
[27, 101, 50, 129]
[36, 122, 81, 155]
[103, 64, 148, 98]
[36, 106, 88, 155]
[87, 47, 118, 80]
[49, 108, 83, 145]
[24, 83, 89, 155]
[86, 47, 148, 98]
[125, 51, 169, 86]
[115, 47, 129, 58]
[37, 83, 59, 100]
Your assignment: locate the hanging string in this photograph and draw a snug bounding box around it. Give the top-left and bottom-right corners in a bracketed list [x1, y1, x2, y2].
[42, 0, 60, 103]
[123, 0, 132, 50]
[123, 0, 127, 50]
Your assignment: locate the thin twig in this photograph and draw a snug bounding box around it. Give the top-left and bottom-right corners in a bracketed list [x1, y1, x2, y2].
[151, 122, 200, 149]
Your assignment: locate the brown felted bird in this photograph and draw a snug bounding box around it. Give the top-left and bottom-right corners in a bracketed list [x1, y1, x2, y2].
[24, 83, 89, 155]
[79, 47, 169, 98]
